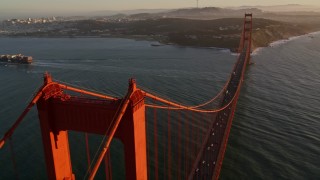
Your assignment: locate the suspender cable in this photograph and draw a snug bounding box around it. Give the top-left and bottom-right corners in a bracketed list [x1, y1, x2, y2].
[144, 86, 241, 113]
[185, 112, 189, 179]
[9, 138, 19, 180]
[178, 111, 182, 180]
[167, 108, 171, 180]
[153, 107, 159, 180]
[104, 149, 112, 180]
[88, 90, 132, 180]
[0, 85, 44, 149]
[146, 112, 150, 180]
[85, 133, 91, 173]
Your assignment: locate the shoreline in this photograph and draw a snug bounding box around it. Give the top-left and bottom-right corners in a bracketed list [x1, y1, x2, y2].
[1, 30, 319, 54]
[251, 30, 320, 55]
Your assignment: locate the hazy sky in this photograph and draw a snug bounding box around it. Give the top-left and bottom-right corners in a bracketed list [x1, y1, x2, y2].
[1, 0, 320, 12]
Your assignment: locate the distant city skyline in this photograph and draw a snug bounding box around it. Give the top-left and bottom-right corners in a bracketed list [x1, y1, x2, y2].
[1, 0, 320, 12]
[1, 0, 320, 20]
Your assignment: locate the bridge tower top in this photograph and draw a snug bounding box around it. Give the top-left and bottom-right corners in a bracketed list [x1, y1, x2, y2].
[129, 78, 137, 92]
[44, 72, 52, 84]
[239, 13, 253, 64]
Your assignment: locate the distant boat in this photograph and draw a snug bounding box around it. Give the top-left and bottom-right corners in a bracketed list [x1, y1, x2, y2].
[151, 43, 164, 47]
[0, 54, 32, 64]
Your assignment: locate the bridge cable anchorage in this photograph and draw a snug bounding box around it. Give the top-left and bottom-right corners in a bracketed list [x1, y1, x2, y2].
[87, 80, 134, 180]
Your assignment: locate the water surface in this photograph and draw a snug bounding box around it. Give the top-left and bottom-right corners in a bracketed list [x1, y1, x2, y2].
[0, 36, 319, 179]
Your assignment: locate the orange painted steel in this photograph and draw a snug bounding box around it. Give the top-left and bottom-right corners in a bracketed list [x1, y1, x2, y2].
[167, 109, 171, 180]
[58, 83, 117, 101]
[52, 78, 147, 180]
[142, 44, 244, 113]
[153, 106, 159, 180]
[186, 13, 253, 179]
[0, 13, 253, 180]
[0, 75, 48, 149]
[1, 73, 148, 180]
[85, 133, 91, 173]
[36, 74, 75, 180]
[177, 111, 182, 180]
[213, 13, 253, 179]
[104, 149, 112, 180]
[42, 87, 146, 180]
[143, 80, 242, 113]
[213, 89, 240, 180]
[141, 61, 234, 111]
[0, 73, 118, 149]
[88, 86, 132, 180]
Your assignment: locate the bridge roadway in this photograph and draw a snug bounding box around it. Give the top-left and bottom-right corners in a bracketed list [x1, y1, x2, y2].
[191, 45, 248, 179]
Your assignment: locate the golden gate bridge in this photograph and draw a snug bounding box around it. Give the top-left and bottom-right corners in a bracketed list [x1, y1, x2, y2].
[0, 14, 253, 179]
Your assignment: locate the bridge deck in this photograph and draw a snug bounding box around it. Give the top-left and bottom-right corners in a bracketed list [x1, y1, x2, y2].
[191, 46, 249, 179]
[0, 14, 253, 180]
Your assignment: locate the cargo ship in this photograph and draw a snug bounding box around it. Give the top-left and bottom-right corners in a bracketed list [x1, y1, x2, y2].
[0, 54, 32, 64]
